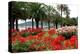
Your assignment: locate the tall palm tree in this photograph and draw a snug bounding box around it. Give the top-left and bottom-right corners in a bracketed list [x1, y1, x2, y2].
[39, 5, 47, 29]
[11, 1, 20, 31]
[9, 1, 17, 30]
[11, 1, 27, 31]
[64, 9, 70, 18]
[50, 9, 61, 29]
[11, 2, 33, 30]
[57, 4, 69, 27]
[39, 11, 46, 29]
[27, 2, 47, 29]
[53, 12, 61, 28]
[41, 14, 47, 29]
[45, 5, 55, 30]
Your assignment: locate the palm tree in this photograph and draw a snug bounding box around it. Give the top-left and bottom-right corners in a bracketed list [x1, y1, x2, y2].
[45, 5, 55, 30]
[57, 4, 69, 27]
[39, 11, 46, 29]
[41, 14, 47, 29]
[10, 1, 27, 31]
[54, 13, 61, 28]
[11, 1, 20, 31]
[27, 2, 47, 29]
[51, 10, 61, 29]
[39, 5, 47, 29]
[64, 9, 70, 18]
[11, 2, 33, 30]
[9, 1, 16, 30]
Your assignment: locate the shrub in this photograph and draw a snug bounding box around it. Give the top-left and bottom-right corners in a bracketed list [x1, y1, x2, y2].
[21, 32, 30, 37]
[31, 32, 39, 36]
[12, 40, 34, 52]
[61, 31, 77, 39]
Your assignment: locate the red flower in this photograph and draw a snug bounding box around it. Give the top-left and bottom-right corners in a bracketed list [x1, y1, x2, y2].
[53, 44, 62, 50]
[75, 40, 78, 48]
[64, 40, 69, 48]
[69, 35, 77, 47]
[26, 36, 33, 40]
[10, 29, 17, 32]
[48, 28, 57, 35]
[12, 37, 17, 44]
[18, 37, 27, 43]
[70, 35, 77, 41]
[43, 36, 54, 43]
[29, 44, 35, 49]
[57, 35, 65, 41]
[51, 38, 60, 46]
[53, 36, 64, 44]
[33, 41, 41, 45]
[38, 32, 45, 37]
[38, 46, 45, 50]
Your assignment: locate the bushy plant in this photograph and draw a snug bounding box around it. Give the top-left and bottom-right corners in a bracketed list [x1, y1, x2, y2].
[31, 32, 39, 36]
[12, 40, 34, 52]
[61, 31, 77, 39]
[21, 32, 30, 37]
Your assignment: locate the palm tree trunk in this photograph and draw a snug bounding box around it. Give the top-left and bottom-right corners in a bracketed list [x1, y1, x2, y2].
[36, 21, 39, 29]
[53, 22, 55, 27]
[48, 20, 50, 30]
[41, 20, 43, 29]
[32, 18, 34, 29]
[9, 18, 14, 29]
[61, 7, 63, 27]
[55, 23, 58, 29]
[25, 20, 27, 29]
[16, 18, 19, 31]
[35, 19, 39, 29]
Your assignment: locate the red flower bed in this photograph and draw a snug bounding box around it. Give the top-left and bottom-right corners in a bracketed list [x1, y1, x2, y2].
[10, 28, 78, 52]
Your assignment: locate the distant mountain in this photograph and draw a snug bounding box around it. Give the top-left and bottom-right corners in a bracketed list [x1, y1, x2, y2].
[14, 21, 49, 27]
[18, 21, 34, 26]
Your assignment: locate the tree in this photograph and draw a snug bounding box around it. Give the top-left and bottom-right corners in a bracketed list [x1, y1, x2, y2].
[10, 1, 27, 31]
[45, 5, 55, 30]
[27, 2, 47, 28]
[63, 5, 70, 18]
[11, 1, 33, 30]
[65, 9, 70, 18]
[51, 11, 61, 29]
[57, 4, 69, 27]
[39, 10, 47, 29]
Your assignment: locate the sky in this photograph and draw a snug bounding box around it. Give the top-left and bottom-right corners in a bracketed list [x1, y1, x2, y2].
[18, 3, 78, 24]
[44, 3, 78, 18]
[68, 4, 78, 17]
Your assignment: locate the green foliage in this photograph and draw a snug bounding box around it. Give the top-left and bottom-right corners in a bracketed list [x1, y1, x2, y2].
[21, 32, 30, 37]
[12, 40, 34, 52]
[61, 31, 77, 39]
[57, 4, 70, 18]
[10, 1, 77, 29]
[62, 17, 78, 26]
[31, 32, 38, 36]
[12, 40, 28, 52]
[21, 32, 39, 37]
